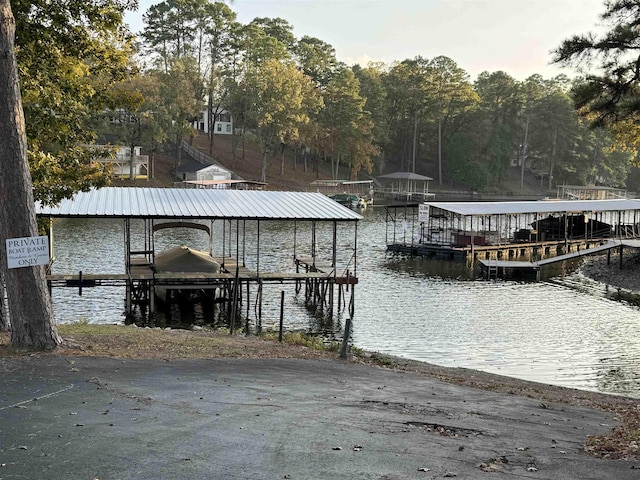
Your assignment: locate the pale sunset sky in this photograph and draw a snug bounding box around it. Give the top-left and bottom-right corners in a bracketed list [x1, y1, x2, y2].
[125, 0, 608, 81]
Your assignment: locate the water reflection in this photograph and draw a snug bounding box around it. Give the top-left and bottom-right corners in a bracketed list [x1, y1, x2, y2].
[49, 211, 640, 398]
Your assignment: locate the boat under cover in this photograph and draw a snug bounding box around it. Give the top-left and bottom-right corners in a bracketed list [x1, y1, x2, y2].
[153, 245, 220, 273]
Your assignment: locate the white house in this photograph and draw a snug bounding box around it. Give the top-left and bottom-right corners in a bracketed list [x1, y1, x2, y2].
[96, 145, 149, 179]
[194, 109, 233, 135]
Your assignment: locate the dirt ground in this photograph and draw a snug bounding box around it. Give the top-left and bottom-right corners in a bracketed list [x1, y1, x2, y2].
[112, 133, 335, 192]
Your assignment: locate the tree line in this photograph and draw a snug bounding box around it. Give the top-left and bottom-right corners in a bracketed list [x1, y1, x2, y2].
[13, 0, 640, 199]
[124, 0, 639, 192]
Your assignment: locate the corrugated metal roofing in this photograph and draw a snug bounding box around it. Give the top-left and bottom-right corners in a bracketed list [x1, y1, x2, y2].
[378, 172, 434, 181]
[425, 199, 640, 216]
[35, 187, 362, 221]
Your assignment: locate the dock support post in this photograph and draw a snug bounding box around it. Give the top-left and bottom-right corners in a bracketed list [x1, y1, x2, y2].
[125, 279, 132, 316]
[230, 265, 240, 334]
[329, 279, 334, 317]
[149, 281, 155, 317]
[340, 317, 352, 359]
[246, 282, 250, 318]
[279, 291, 284, 342]
[620, 244, 624, 269]
[258, 280, 263, 324]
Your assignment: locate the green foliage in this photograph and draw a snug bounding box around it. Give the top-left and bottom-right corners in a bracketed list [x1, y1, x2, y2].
[136, 2, 640, 193]
[249, 17, 296, 50]
[318, 67, 379, 179]
[236, 58, 322, 181]
[554, 0, 640, 128]
[464, 161, 490, 191]
[13, 0, 137, 205]
[485, 124, 513, 184]
[445, 134, 489, 190]
[352, 63, 389, 174]
[295, 36, 339, 87]
[100, 74, 168, 177]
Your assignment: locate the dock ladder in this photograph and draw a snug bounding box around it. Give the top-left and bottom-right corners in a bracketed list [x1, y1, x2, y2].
[486, 259, 499, 280]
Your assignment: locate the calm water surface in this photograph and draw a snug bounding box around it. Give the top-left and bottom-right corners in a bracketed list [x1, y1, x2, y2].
[50, 209, 640, 398]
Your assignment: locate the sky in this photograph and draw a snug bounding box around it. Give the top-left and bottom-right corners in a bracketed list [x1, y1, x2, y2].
[124, 0, 608, 81]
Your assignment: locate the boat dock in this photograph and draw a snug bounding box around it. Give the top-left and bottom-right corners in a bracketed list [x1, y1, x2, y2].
[47, 256, 344, 322]
[386, 199, 640, 271]
[38, 187, 361, 328]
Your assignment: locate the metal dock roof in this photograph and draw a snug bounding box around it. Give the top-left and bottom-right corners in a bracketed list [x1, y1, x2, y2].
[424, 199, 640, 216]
[35, 187, 363, 221]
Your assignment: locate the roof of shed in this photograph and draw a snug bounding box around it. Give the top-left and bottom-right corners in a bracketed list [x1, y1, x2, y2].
[424, 199, 640, 216]
[176, 162, 231, 173]
[378, 172, 434, 181]
[36, 187, 362, 221]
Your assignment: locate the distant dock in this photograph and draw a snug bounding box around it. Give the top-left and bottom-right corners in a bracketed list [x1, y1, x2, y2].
[386, 199, 640, 280]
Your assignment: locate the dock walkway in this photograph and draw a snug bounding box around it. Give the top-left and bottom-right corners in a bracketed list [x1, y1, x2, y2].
[47, 254, 355, 323]
[479, 240, 640, 280]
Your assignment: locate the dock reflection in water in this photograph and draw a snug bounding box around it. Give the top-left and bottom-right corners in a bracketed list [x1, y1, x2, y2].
[50, 212, 640, 398]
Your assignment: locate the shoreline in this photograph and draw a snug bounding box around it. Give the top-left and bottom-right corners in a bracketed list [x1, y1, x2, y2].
[577, 249, 640, 293]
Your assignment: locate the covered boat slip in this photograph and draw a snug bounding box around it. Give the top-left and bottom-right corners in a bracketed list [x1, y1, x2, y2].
[37, 187, 361, 325]
[386, 199, 640, 267]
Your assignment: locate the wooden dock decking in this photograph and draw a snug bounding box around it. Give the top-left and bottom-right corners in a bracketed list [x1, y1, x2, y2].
[479, 240, 639, 280]
[48, 256, 337, 289]
[47, 254, 357, 324]
[388, 237, 613, 262]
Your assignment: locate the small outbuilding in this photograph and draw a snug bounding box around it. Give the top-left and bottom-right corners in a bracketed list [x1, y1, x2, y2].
[175, 162, 232, 184]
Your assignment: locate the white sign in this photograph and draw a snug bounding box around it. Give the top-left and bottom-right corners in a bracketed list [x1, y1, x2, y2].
[6, 235, 50, 269]
[418, 203, 430, 223]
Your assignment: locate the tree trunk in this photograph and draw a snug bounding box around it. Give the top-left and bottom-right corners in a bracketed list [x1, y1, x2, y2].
[207, 92, 215, 155]
[412, 112, 418, 174]
[437, 116, 442, 185]
[293, 146, 298, 171]
[0, 0, 61, 350]
[520, 116, 529, 190]
[241, 128, 245, 159]
[129, 142, 135, 180]
[0, 270, 8, 331]
[280, 144, 285, 176]
[261, 150, 268, 183]
[175, 134, 182, 169]
[549, 127, 557, 191]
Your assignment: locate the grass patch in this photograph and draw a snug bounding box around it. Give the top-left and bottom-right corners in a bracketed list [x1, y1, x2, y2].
[51, 323, 336, 361]
[0, 324, 343, 360]
[260, 330, 341, 352]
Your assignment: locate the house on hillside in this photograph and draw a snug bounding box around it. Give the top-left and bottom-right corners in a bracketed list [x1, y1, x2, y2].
[194, 109, 233, 135]
[94, 145, 149, 180]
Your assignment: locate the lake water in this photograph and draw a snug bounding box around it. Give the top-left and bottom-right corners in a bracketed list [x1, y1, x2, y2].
[49, 209, 640, 398]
